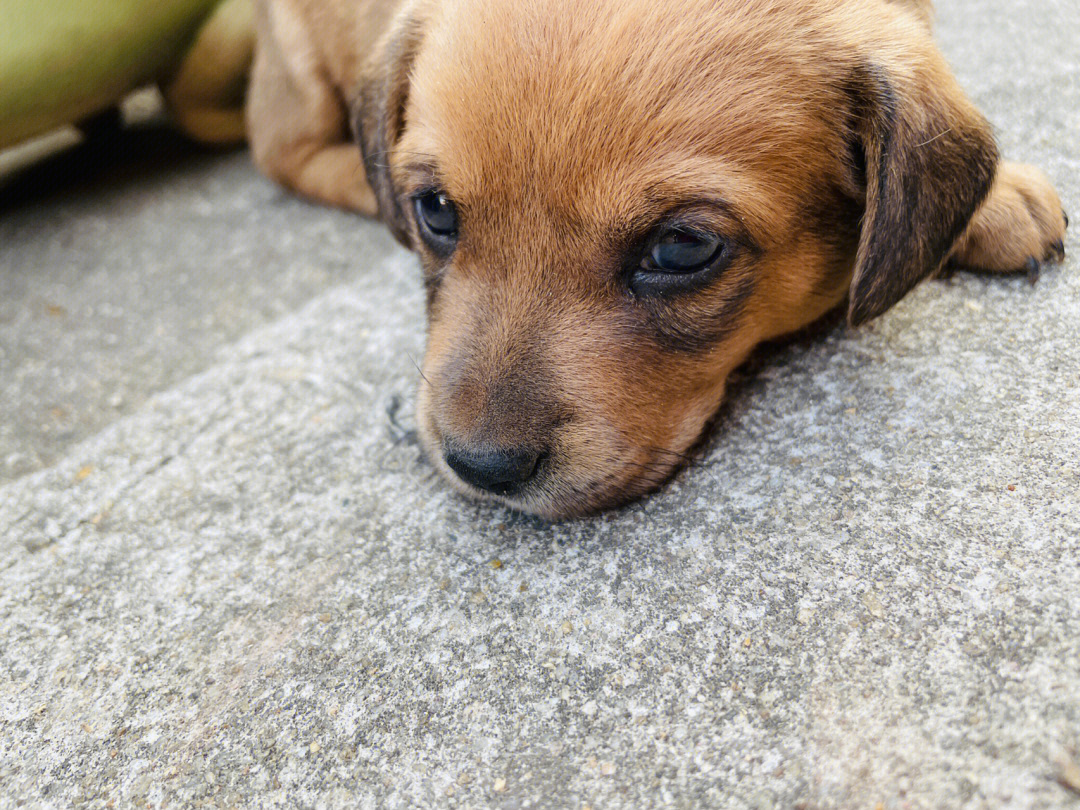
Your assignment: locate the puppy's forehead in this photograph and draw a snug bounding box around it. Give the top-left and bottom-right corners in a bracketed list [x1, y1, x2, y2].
[404, 0, 844, 228]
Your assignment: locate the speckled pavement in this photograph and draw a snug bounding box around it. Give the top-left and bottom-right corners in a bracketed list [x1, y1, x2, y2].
[1, 1, 1078, 808]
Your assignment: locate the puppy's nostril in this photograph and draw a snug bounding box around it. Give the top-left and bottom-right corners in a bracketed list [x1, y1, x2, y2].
[443, 444, 542, 496]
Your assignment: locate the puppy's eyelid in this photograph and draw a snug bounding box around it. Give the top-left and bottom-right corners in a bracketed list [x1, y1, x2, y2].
[623, 197, 756, 252]
[398, 160, 446, 193]
[398, 156, 440, 174]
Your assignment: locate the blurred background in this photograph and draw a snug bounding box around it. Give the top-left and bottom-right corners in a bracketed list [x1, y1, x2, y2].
[0, 0, 252, 186]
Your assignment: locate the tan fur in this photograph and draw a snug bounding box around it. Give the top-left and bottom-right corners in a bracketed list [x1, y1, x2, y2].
[166, 0, 257, 145]
[950, 162, 1066, 272]
[248, 0, 1067, 518]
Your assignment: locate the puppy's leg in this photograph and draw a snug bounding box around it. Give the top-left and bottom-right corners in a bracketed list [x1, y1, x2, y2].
[949, 161, 1067, 279]
[247, 0, 376, 213]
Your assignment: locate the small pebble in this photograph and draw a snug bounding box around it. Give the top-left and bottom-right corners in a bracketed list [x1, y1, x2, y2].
[1057, 753, 1080, 796]
[861, 591, 886, 619]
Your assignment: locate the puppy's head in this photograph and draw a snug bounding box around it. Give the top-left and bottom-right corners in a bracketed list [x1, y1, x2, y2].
[357, 0, 996, 518]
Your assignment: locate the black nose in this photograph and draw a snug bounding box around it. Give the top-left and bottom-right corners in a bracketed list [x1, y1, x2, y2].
[443, 443, 542, 496]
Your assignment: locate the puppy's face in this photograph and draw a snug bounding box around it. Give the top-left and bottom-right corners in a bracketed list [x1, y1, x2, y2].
[359, 0, 997, 518]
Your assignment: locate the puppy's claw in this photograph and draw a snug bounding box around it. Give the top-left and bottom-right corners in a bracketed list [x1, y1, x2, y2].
[1049, 239, 1066, 262]
[1026, 256, 1041, 285]
[1064, 211, 1070, 230]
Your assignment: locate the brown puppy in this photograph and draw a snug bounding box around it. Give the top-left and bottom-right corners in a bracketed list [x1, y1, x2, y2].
[248, 0, 1067, 518]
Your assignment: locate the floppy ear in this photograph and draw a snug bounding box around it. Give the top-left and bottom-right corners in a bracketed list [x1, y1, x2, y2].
[847, 62, 998, 325]
[353, 13, 424, 248]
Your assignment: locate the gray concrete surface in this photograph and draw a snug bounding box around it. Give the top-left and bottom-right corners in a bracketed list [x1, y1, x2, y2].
[1, 0, 1079, 807]
[0, 131, 398, 483]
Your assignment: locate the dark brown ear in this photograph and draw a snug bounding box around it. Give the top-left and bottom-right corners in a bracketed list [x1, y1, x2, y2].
[847, 63, 998, 325]
[353, 13, 424, 248]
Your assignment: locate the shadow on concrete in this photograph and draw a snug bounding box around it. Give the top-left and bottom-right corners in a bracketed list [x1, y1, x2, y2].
[0, 118, 239, 214]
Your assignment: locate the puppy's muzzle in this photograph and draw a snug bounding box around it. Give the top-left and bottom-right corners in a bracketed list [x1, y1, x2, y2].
[443, 442, 543, 496]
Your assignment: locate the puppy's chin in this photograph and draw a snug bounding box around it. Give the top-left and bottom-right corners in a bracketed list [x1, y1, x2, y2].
[415, 385, 692, 520]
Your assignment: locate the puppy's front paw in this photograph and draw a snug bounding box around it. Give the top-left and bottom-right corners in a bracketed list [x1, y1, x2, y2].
[949, 161, 1067, 281]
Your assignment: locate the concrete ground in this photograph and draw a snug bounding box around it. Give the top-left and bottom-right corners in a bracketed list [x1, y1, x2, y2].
[1, 0, 1078, 807]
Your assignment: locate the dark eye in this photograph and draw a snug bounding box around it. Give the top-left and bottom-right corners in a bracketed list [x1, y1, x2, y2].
[414, 190, 459, 244]
[629, 227, 731, 297]
[649, 229, 724, 272]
